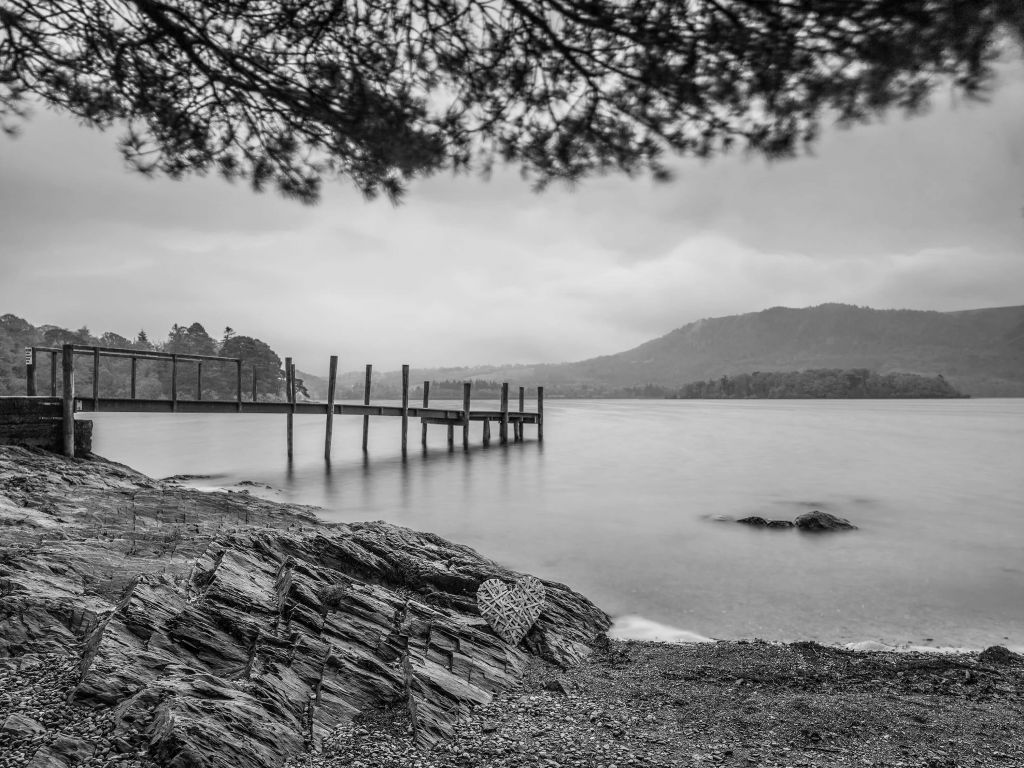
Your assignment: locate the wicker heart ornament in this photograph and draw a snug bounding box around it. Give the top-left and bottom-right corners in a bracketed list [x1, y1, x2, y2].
[476, 576, 546, 644]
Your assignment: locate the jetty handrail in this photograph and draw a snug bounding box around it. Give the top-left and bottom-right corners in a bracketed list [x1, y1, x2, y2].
[31, 344, 240, 364]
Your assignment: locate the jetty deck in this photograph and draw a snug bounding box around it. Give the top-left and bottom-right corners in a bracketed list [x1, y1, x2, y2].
[5, 344, 543, 459]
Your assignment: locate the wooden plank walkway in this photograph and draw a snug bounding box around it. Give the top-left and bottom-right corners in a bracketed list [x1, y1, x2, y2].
[20, 344, 543, 459]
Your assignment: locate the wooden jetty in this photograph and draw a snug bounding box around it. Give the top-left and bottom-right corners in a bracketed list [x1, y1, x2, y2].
[10, 344, 543, 459]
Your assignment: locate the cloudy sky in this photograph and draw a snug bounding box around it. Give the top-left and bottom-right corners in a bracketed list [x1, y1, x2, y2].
[1, 62, 1022, 374]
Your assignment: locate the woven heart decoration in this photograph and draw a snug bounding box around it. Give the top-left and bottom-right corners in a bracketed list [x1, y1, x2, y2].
[476, 576, 546, 645]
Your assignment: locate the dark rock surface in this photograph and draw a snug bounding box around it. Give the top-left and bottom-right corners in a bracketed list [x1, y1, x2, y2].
[793, 510, 858, 531]
[735, 511, 855, 531]
[0, 446, 610, 768]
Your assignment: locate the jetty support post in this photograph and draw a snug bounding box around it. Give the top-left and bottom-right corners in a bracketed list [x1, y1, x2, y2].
[361, 364, 372, 453]
[482, 420, 491, 446]
[235, 359, 242, 412]
[421, 381, 430, 446]
[50, 351, 58, 396]
[252, 368, 258, 402]
[61, 344, 74, 458]
[92, 347, 100, 411]
[171, 354, 178, 412]
[462, 382, 471, 450]
[447, 424, 454, 449]
[25, 347, 36, 396]
[516, 386, 525, 441]
[130, 357, 137, 400]
[285, 357, 294, 460]
[537, 386, 544, 442]
[325, 355, 338, 460]
[401, 365, 410, 457]
[196, 361, 203, 401]
[500, 382, 509, 445]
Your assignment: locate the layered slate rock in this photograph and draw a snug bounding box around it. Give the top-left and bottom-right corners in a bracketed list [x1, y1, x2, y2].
[0, 447, 611, 768]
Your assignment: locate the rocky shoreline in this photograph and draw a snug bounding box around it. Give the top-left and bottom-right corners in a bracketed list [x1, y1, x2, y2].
[0, 446, 608, 767]
[2, 446, 1022, 768]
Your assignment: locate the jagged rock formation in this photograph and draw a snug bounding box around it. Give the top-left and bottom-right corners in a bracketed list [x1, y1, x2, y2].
[0, 447, 610, 767]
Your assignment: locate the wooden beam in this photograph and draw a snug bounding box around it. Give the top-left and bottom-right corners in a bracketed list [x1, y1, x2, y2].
[252, 367, 258, 402]
[25, 347, 36, 396]
[401, 364, 410, 457]
[93, 347, 100, 412]
[50, 351, 58, 397]
[517, 386, 525, 441]
[325, 355, 338, 460]
[236, 359, 243, 412]
[537, 386, 544, 442]
[362, 364, 372, 453]
[130, 357, 137, 400]
[421, 381, 430, 446]
[171, 354, 178, 412]
[62, 345, 75, 458]
[285, 357, 293, 460]
[500, 382, 509, 445]
[196, 361, 203, 401]
[462, 382, 471, 450]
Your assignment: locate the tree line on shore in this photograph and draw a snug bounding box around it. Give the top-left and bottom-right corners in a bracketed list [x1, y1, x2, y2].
[0, 314, 291, 400]
[666, 369, 966, 399]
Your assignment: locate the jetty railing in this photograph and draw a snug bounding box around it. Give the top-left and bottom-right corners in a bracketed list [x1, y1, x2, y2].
[22, 345, 543, 459]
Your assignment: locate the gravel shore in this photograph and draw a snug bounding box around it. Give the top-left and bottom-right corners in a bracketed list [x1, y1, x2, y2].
[288, 638, 1024, 768]
[0, 654, 159, 768]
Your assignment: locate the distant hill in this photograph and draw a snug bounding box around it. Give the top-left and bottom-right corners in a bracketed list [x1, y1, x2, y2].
[350, 304, 1024, 397]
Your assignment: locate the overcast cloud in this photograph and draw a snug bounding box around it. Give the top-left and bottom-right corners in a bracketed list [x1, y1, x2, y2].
[1, 63, 1022, 374]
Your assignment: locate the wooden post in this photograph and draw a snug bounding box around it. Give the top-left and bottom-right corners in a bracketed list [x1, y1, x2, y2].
[92, 347, 100, 411]
[62, 344, 75, 458]
[236, 359, 243, 412]
[537, 385, 544, 442]
[361, 364, 372, 453]
[130, 357, 137, 400]
[50, 351, 58, 396]
[401, 364, 410, 457]
[462, 382, 471, 450]
[171, 354, 178, 412]
[482, 419, 491, 446]
[325, 355, 338, 460]
[500, 382, 509, 445]
[421, 381, 430, 446]
[447, 424, 454, 449]
[196, 362, 203, 401]
[25, 347, 36, 396]
[252, 368, 258, 402]
[285, 357, 293, 460]
[517, 386, 525, 441]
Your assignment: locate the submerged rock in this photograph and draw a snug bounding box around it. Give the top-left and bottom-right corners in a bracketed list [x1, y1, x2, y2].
[794, 510, 858, 531]
[0, 446, 611, 768]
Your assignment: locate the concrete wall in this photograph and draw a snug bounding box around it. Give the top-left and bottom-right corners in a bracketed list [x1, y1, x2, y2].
[0, 397, 92, 454]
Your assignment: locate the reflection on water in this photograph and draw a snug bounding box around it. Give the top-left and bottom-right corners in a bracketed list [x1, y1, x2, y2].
[91, 399, 1024, 649]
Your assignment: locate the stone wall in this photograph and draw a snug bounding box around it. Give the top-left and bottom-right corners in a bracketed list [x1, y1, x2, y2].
[0, 397, 92, 454]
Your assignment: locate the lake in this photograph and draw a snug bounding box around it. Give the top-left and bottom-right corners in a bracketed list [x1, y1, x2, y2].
[88, 398, 1024, 651]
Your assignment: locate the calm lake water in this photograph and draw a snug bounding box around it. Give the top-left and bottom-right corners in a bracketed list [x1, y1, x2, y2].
[89, 399, 1024, 651]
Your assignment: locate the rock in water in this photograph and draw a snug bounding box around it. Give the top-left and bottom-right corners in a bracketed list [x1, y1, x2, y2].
[794, 510, 857, 531]
[0, 446, 611, 767]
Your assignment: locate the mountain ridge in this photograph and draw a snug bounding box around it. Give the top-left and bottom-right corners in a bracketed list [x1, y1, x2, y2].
[330, 303, 1024, 397]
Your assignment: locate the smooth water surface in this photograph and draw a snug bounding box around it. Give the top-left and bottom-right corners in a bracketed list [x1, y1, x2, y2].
[90, 399, 1024, 649]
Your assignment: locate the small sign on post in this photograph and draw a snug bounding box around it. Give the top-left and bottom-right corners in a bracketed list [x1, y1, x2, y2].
[24, 347, 33, 366]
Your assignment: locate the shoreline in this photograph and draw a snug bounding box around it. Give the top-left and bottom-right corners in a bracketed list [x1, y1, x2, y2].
[1, 446, 1022, 767]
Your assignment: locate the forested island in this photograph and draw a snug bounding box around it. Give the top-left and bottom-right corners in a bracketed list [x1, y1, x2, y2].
[668, 369, 967, 399]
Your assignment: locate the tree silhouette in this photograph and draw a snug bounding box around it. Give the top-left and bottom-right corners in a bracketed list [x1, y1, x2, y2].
[2, 1, 1021, 202]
